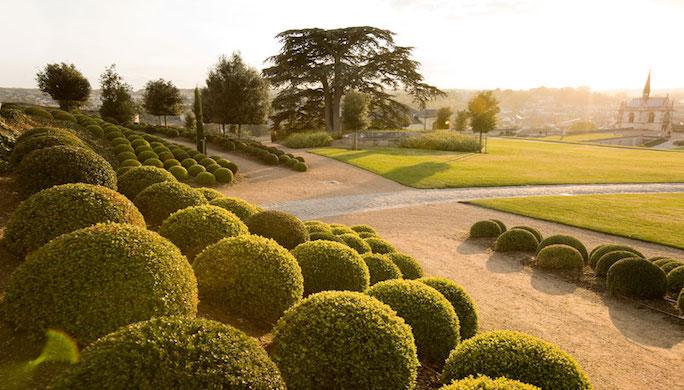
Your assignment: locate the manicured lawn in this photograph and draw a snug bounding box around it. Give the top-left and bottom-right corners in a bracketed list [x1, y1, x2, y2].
[470, 193, 684, 249]
[312, 138, 684, 188]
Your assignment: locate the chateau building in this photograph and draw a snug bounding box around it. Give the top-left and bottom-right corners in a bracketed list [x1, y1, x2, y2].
[616, 72, 674, 137]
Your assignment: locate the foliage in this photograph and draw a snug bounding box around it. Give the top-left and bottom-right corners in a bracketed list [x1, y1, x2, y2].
[679, 290, 684, 314]
[210, 197, 261, 221]
[51, 109, 77, 123]
[195, 171, 217, 186]
[365, 237, 397, 254]
[142, 78, 182, 124]
[0, 223, 198, 346]
[432, 107, 453, 130]
[469, 220, 502, 238]
[440, 330, 592, 390]
[24, 106, 53, 119]
[99, 64, 137, 124]
[537, 235, 588, 264]
[367, 279, 460, 367]
[589, 245, 643, 268]
[351, 224, 376, 235]
[270, 291, 418, 390]
[386, 252, 423, 279]
[10, 132, 87, 165]
[36, 63, 91, 110]
[467, 91, 499, 150]
[606, 258, 667, 299]
[666, 266, 684, 295]
[133, 181, 207, 228]
[595, 251, 642, 277]
[193, 235, 303, 324]
[117, 166, 177, 200]
[511, 226, 543, 242]
[399, 131, 480, 152]
[494, 229, 539, 252]
[342, 91, 371, 131]
[245, 210, 309, 250]
[195, 187, 224, 201]
[363, 253, 403, 285]
[51, 317, 285, 389]
[338, 233, 372, 254]
[453, 110, 469, 131]
[442, 375, 541, 390]
[214, 167, 234, 183]
[536, 244, 584, 270]
[283, 131, 333, 148]
[418, 277, 478, 340]
[194, 87, 205, 153]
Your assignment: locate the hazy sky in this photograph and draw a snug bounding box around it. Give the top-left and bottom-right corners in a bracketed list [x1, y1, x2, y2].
[1, 0, 682, 91]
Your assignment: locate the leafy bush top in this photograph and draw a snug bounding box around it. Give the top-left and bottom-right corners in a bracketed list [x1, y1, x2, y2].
[246, 210, 309, 250]
[11, 133, 86, 165]
[116, 165, 177, 200]
[210, 196, 262, 221]
[469, 220, 502, 238]
[339, 233, 372, 254]
[606, 258, 666, 299]
[494, 229, 539, 252]
[537, 235, 588, 264]
[365, 237, 397, 254]
[595, 250, 642, 277]
[442, 375, 541, 390]
[133, 181, 207, 228]
[536, 244, 584, 270]
[363, 253, 403, 285]
[666, 266, 684, 295]
[386, 252, 424, 280]
[418, 277, 478, 340]
[589, 244, 643, 269]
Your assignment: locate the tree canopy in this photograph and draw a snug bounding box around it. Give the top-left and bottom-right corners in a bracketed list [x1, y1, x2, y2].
[342, 91, 370, 131]
[454, 109, 469, 131]
[36, 63, 91, 111]
[467, 91, 500, 150]
[142, 79, 183, 126]
[432, 107, 453, 130]
[99, 64, 136, 124]
[264, 26, 443, 135]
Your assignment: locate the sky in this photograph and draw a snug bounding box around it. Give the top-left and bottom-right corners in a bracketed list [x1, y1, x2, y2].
[1, 0, 682, 91]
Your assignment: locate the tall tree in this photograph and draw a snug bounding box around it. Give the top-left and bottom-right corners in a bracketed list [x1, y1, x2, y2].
[203, 53, 269, 138]
[432, 107, 453, 130]
[99, 64, 136, 124]
[454, 110, 469, 131]
[193, 87, 205, 153]
[35, 63, 91, 111]
[467, 91, 499, 152]
[342, 91, 370, 150]
[142, 78, 183, 127]
[264, 26, 444, 134]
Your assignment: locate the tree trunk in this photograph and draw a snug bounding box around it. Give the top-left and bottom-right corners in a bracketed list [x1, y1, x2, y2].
[479, 130, 483, 153]
[164, 115, 167, 127]
[237, 124, 242, 139]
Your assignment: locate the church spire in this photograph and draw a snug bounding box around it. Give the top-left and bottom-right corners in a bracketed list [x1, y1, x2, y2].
[643, 70, 651, 100]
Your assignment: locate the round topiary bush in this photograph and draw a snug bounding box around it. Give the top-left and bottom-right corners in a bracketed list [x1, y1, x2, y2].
[11, 134, 86, 165]
[195, 171, 217, 186]
[196, 187, 224, 201]
[181, 157, 197, 168]
[595, 250, 642, 277]
[665, 265, 684, 295]
[117, 166, 177, 200]
[0, 223, 198, 345]
[537, 235, 588, 264]
[159, 205, 248, 260]
[494, 229, 539, 253]
[330, 225, 356, 235]
[114, 144, 134, 155]
[441, 330, 591, 390]
[117, 151, 137, 161]
[351, 224, 376, 235]
[168, 165, 188, 180]
[660, 261, 684, 274]
[490, 219, 507, 232]
[158, 151, 175, 162]
[365, 237, 397, 254]
[536, 244, 584, 270]
[469, 220, 502, 238]
[304, 220, 331, 234]
[386, 252, 424, 280]
[163, 158, 180, 169]
[143, 157, 164, 168]
[199, 157, 217, 167]
[418, 277, 478, 340]
[51, 317, 285, 389]
[3, 183, 145, 256]
[25, 106, 53, 119]
[17, 145, 117, 195]
[270, 291, 418, 390]
[291, 240, 370, 295]
[589, 244, 643, 269]
[205, 163, 221, 173]
[309, 231, 345, 243]
[111, 137, 129, 147]
[209, 197, 261, 222]
[51, 110, 76, 123]
[606, 257, 666, 299]
[193, 235, 303, 324]
[653, 258, 676, 267]
[362, 253, 403, 285]
[120, 158, 141, 168]
[133, 181, 207, 228]
[86, 124, 104, 137]
[188, 164, 206, 177]
[367, 279, 460, 367]
[510, 226, 543, 242]
[338, 233, 372, 254]
[246, 210, 309, 250]
[293, 162, 307, 172]
[441, 375, 541, 390]
[214, 167, 234, 184]
[137, 150, 158, 162]
[116, 166, 133, 176]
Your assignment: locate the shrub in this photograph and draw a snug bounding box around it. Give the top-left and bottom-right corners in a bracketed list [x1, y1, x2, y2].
[363, 253, 403, 285]
[137, 150, 158, 162]
[181, 157, 198, 168]
[195, 187, 224, 201]
[199, 157, 217, 167]
[418, 277, 478, 340]
[0, 223, 198, 345]
[25, 106, 53, 119]
[367, 279, 460, 367]
[469, 220, 502, 238]
[399, 131, 480, 152]
[595, 251, 642, 277]
[660, 261, 683, 274]
[163, 158, 180, 169]
[17, 145, 117, 195]
[133, 181, 207, 228]
[206, 163, 221, 173]
[143, 157, 164, 167]
[114, 142, 134, 153]
[537, 235, 588, 264]
[330, 224, 356, 235]
[365, 237, 397, 254]
[442, 375, 541, 390]
[589, 244, 643, 269]
[50, 110, 76, 123]
[210, 197, 261, 222]
[111, 137, 129, 146]
[338, 233, 372, 254]
[293, 162, 307, 171]
[309, 231, 345, 243]
[120, 158, 141, 168]
[117, 166, 177, 200]
[291, 240, 369, 295]
[494, 229, 539, 252]
[304, 220, 331, 234]
[4, 183, 145, 256]
[653, 258, 676, 267]
[511, 226, 542, 242]
[666, 266, 684, 295]
[11, 134, 86, 165]
[606, 258, 666, 299]
[193, 235, 303, 324]
[246, 210, 309, 250]
[679, 290, 684, 314]
[167, 165, 189, 180]
[358, 231, 376, 238]
[51, 317, 285, 389]
[195, 171, 217, 186]
[214, 167, 234, 184]
[283, 131, 333, 148]
[116, 166, 133, 176]
[536, 244, 584, 270]
[270, 291, 418, 390]
[188, 164, 206, 176]
[159, 205, 247, 260]
[351, 224, 376, 235]
[86, 125, 104, 137]
[158, 151, 174, 161]
[117, 151, 137, 162]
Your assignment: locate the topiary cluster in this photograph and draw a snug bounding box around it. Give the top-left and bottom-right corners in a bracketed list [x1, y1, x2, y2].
[363, 253, 403, 285]
[51, 317, 285, 389]
[469, 220, 502, 238]
[246, 210, 309, 250]
[270, 291, 418, 390]
[595, 250, 642, 277]
[116, 166, 177, 200]
[0, 223, 198, 346]
[133, 181, 207, 228]
[11, 130, 87, 165]
[365, 237, 397, 254]
[441, 375, 541, 390]
[589, 244, 643, 269]
[193, 235, 303, 325]
[210, 197, 262, 221]
[367, 279, 460, 368]
[3, 183, 145, 256]
[441, 330, 592, 390]
[606, 258, 666, 299]
[386, 252, 424, 280]
[494, 229, 539, 252]
[536, 244, 584, 270]
[418, 277, 479, 340]
[537, 235, 588, 264]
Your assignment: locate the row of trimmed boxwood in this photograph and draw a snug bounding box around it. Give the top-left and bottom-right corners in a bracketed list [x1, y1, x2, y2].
[206, 133, 308, 172]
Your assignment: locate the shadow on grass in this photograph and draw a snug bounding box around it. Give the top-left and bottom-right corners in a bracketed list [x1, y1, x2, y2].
[384, 162, 451, 187]
[486, 251, 525, 273]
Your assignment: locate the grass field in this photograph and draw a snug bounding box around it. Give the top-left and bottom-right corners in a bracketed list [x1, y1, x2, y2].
[312, 138, 684, 188]
[469, 193, 684, 249]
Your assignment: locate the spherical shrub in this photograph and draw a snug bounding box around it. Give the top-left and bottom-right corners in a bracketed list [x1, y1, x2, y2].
[246, 210, 309, 250]
[469, 220, 502, 238]
[494, 229, 539, 252]
[195, 171, 217, 186]
[666, 266, 684, 295]
[270, 291, 418, 390]
[358, 231, 376, 238]
[188, 164, 206, 176]
[511, 226, 543, 242]
[339, 233, 372, 254]
[51, 317, 285, 389]
[365, 237, 397, 254]
[163, 158, 180, 169]
[363, 253, 403, 285]
[309, 231, 345, 243]
[606, 258, 666, 299]
[304, 220, 331, 234]
[293, 162, 307, 171]
[653, 258, 676, 267]
[143, 157, 164, 168]
[159, 205, 248, 260]
[104, 130, 123, 141]
[537, 235, 588, 264]
[130, 138, 149, 148]
[536, 244, 584, 270]
[116, 166, 133, 176]
[367, 279, 460, 367]
[291, 240, 370, 295]
[114, 142, 134, 153]
[133, 181, 207, 228]
[193, 235, 303, 324]
[351, 224, 376, 235]
[117, 166, 177, 200]
[660, 261, 683, 274]
[158, 151, 174, 161]
[199, 157, 216, 167]
[490, 219, 507, 232]
[442, 375, 541, 390]
[418, 277, 478, 340]
[50, 110, 76, 123]
[11, 134, 86, 165]
[25, 106, 53, 119]
[210, 197, 261, 222]
[331, 225, 356, 235]
[595, 250, 642, 277]
[120, 158, 141, 168]
[134, 144, 152, 154]
[137, 150, 158, 162]
[0, 223, 198, 345]
[181, 157, 197, 168]
[196, 187, 224, 201]
[117, 151, 137, 162]
[441, 330, 590, 389]
[167, 165, 189, 180]
[386, 252, 424, 280]
[214, 167, 234, 184]
[589, 244, 643, 269]
[111, 137, 129, 146]
[205, 163, 221, 173]
[86, 124, 104, 137]
[265, 153, 279, 165]
[17, 145, 117, 195]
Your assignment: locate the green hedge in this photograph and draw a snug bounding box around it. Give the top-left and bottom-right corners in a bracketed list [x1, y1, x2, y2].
[536, 244, 584, 270]
[386, 252, 424, 280]
[441, 330, 591, 390]
[595, 250, 642, 277]
[537, 235, 588, 264]
[666, 266, 684, 295]
[469, 220, 502, 238]
[52, 317, 285, 389]
[0, 223, 198, 345]
[210, 197, 261, 222]
[193, 235, 303, 324]
[330, 224, 356, 235]
[399, 131, 480, 152]
[196, 171, 217, 186]
[270, 291, 418, 389]
[282, 131, 333, 148]
[338, 233, 372, 254]
[365, 237, 397, 254]
[441, 375, 541, 390]
[660, 260, 683, 274]
[214, 167, 234, 184]
[606, 258, 667, 299]
[246, 210, 309, 250]
[117, 166, 177, 200]
[51, 110, 77, 123]
[589, 244, 643, 269]
[494, 229, 539, 252]
[133, 181, 207, 228]
[418, 277, 478, 340]
[362, 253, 403, 285]
[367, 279, 460, 367]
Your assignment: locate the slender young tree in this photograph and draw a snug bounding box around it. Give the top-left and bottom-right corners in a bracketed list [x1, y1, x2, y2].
[142, 79, 183, 127]
[99, 64, 136, 124]
[193, 87, 205, 153]
[36, 63, 91, 111]
[432, 107, 453, 130]
[342, 91, 370, 150]
[467, 91, 500, 152]
[454, 110, 469, 131]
